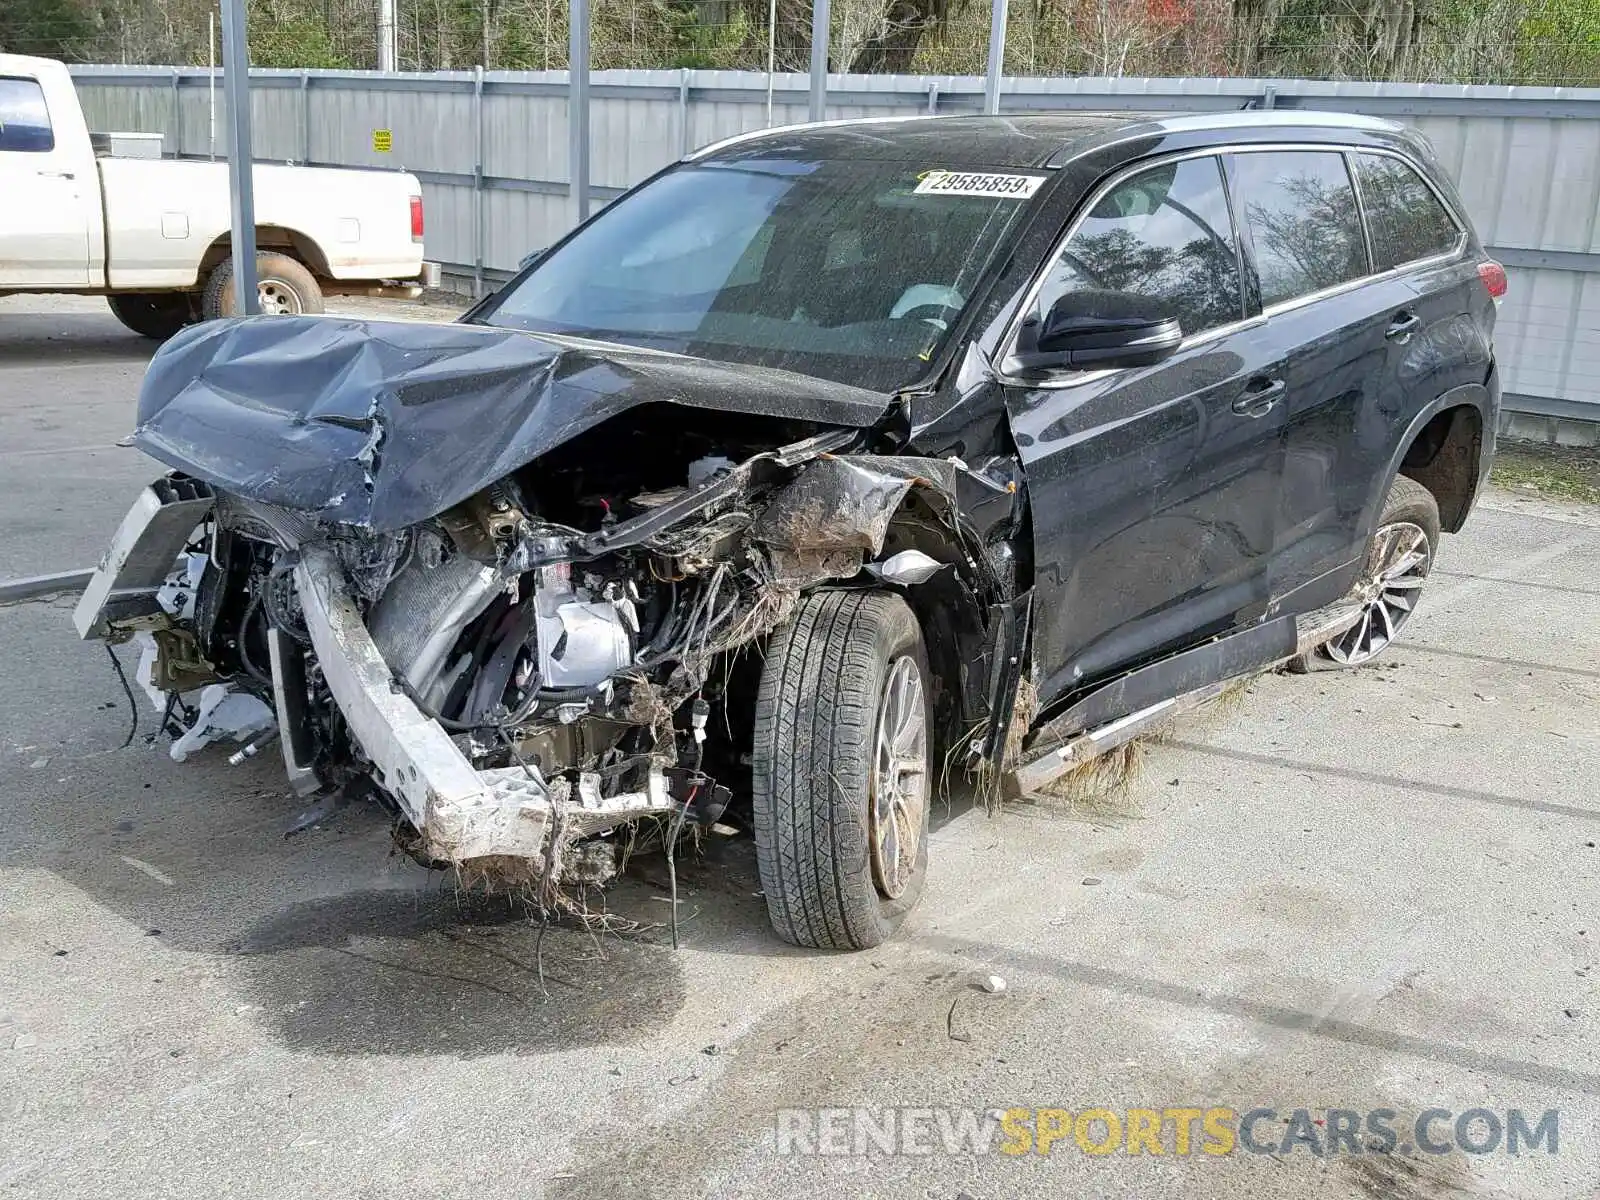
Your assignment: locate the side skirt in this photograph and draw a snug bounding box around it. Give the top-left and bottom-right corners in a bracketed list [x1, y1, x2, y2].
[1006, 602, 1361, 797]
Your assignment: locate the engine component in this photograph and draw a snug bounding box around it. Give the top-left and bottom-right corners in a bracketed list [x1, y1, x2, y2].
[533, 562, 634, 689]
[368, 551, 503, 702]
[687, 454, 736, 487]
[867, 549, 946, 585]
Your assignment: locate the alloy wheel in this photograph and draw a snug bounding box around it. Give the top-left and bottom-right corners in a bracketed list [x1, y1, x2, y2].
[869, 655, 928, 899]
[1323, 520, 1432, 665]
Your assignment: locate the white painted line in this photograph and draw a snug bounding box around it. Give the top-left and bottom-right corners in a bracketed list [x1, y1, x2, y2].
[1426, 533, 1589, 611]
[0, 359, 147, 374]
[0, 444, 131, 460]
[119, 855, 176, 887]
[1478, 495, 1600, 530]
[0, 570, 93, 604]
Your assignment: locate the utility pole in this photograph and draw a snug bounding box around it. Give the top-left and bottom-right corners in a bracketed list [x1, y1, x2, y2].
[378, 0, 397, 71]
[219, 0, 259, 314]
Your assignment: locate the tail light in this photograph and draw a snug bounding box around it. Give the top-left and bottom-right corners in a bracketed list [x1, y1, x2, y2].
[1477, 259, 1507, 304]
[409, 195, 424, 243]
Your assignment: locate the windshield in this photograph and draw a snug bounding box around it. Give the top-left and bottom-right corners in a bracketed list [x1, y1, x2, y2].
[476, 158, 1045, 392]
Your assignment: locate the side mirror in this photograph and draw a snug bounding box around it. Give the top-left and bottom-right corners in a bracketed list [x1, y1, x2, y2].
[517, 248, 546, 272]
[1013, 290, 1182, 372]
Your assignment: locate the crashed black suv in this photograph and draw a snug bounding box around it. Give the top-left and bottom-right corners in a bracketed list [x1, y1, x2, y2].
[76, 111, 1500, 950]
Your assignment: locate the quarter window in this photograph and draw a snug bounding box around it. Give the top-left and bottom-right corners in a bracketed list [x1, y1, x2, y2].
[1354, 153, 1462, 270]
[1029, 156, 1243, 341]
[0, 78, 55, 153]
[1231, 151, 1367, 307]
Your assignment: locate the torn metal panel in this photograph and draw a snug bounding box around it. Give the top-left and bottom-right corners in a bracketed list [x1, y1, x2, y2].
[73, 477, 213, 640]
[752, 455, 964, 555]
[133, 317, 891, 532]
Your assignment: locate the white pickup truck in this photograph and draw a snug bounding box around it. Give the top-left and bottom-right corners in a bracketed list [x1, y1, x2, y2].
[0, 54, 440, 338]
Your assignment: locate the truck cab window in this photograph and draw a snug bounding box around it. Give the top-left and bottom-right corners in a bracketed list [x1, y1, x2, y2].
[0, 78, 55, 152]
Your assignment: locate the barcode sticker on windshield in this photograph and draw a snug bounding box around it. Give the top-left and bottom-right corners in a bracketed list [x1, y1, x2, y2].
[914, 171, 1044, 199]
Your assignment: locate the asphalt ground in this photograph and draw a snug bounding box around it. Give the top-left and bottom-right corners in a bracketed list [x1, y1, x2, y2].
[2, 294, 1596, 1199]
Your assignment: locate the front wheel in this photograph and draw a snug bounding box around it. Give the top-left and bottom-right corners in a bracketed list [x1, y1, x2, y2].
[106, 292, 193, 339]
[751, 590, 931, 950]
[201, 252, 324, 320]
[1318, 475, 1440, 666]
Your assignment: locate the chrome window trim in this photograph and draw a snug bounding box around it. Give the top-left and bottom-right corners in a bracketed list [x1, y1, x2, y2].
[996, 140, 1470, 390]
[685, 114, 943, 161]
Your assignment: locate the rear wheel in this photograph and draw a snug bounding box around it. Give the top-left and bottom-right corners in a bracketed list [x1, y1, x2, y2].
[106, 292, 193, 339]
[201, 252, 323, 320]
[752, 590, 931, 950]
[1317, 475, 1440, 667]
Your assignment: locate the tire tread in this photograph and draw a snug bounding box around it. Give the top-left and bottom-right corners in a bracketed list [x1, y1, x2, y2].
[752, 590, 921, 951]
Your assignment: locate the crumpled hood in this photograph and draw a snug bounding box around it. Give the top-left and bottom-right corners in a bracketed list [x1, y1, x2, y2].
[132, 316, 893, 531]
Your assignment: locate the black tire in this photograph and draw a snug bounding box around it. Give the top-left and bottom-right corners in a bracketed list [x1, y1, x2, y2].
[106, 292, 193, 340]
[201, 252, 323, 320]
[752, 590, 931, 950]
[1312, 475, 1440, 668]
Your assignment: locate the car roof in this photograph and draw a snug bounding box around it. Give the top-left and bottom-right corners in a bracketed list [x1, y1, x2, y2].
[688, 110, 1405, 168]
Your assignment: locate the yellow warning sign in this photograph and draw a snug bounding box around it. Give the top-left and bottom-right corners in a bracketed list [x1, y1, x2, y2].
[372, 129, 393, 153]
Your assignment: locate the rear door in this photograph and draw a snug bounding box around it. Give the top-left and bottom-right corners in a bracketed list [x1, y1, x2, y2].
[1001, 153, 1291, 705]
[1350, 149, 1489, 452]
[0, 74, 93, 287]
[1226, 148, 1390, 613]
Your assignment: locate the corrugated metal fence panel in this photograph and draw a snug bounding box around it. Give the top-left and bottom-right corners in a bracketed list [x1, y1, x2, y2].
[66, 64, 1600, 414]
[484, 88, 569, 182]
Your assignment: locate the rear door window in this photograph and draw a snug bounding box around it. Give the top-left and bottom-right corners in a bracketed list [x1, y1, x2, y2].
[1353, 152, 1463, 270]
[0, 77, 55, 152]
[1028, 155, 1244, 340]
[1230, 151, 1368, 307]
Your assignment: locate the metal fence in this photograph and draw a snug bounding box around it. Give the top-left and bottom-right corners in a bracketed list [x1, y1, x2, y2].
[68, 64, 1600, 424]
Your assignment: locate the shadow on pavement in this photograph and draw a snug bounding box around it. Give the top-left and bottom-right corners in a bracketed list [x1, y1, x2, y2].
[0, 310, 156, 368]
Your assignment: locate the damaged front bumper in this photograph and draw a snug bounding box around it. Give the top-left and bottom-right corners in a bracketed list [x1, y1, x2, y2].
[73, 483, 672, 867]
[292, 543, 671, 862]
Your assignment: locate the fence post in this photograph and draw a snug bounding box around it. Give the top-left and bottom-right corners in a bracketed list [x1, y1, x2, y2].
[984, 0, 1008, 114]
[300, 71, 311, 164]
[678, 68, 691, 157]
[808, 0, 830, 122]
[569, 0, 591, 224]
[219, 0, 258, 313]
[169, 68, 181, 156]
[927, 81, 939, 114]
[474, 65, 485, 298]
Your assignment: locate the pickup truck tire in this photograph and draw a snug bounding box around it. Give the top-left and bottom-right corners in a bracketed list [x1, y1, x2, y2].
[106, 293, 193, 340]
[751, 590, 930, 951]
[202, 252, 323, 320]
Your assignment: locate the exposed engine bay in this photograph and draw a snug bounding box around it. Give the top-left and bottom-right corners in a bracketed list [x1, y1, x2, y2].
[75, 320, 1028, 908]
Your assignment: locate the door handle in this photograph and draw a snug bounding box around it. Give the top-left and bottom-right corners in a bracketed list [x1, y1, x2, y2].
[1231, 377, 1286, 418]
[1385, 311, 1422, 342]
[36, 169, 76, 180]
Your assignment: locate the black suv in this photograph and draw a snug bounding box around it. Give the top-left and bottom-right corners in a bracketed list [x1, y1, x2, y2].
[86, 111, 1500, 951]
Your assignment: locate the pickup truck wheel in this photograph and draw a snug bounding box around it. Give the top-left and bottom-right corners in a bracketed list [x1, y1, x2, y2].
[202, 253, 323, 320]
[106, 293, 193, 340]
[752, 590, 930, 950]
[1316, 475, 1440, 667]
